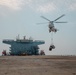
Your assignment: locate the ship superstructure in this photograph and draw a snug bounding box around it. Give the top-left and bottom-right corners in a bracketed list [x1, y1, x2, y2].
[3, 36, 45, 55]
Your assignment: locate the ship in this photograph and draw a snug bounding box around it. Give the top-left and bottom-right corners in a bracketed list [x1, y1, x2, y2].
[2, 36, 45, 55]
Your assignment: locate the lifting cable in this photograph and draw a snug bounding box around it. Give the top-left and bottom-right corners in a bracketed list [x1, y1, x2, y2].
[49, 32, 55, 51]
[51, 32, 54, 45]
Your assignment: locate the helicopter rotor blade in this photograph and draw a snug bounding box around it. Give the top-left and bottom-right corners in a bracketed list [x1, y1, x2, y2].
[55, 21, 67, 23]
[41, 16, 51, 22]
[54, 14, 65, 22]
[37, 22, 48, 24]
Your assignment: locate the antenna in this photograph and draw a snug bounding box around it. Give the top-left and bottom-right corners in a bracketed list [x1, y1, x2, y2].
[16, 34, 20, 40]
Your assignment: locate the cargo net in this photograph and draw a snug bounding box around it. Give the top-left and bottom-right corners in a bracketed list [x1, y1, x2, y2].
[49, 32, 55, 51]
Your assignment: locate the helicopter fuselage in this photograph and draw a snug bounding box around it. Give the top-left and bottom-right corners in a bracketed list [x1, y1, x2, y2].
[48, 23, 57, 33]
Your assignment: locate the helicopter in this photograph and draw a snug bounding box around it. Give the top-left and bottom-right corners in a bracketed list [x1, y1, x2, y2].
[38, 14, 67, 33]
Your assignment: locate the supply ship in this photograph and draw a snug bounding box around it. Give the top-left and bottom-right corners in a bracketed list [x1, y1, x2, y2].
[2, 36, 45, 55]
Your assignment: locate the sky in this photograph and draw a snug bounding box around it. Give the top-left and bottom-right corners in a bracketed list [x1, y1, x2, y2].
[0, 0, 76, 55]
